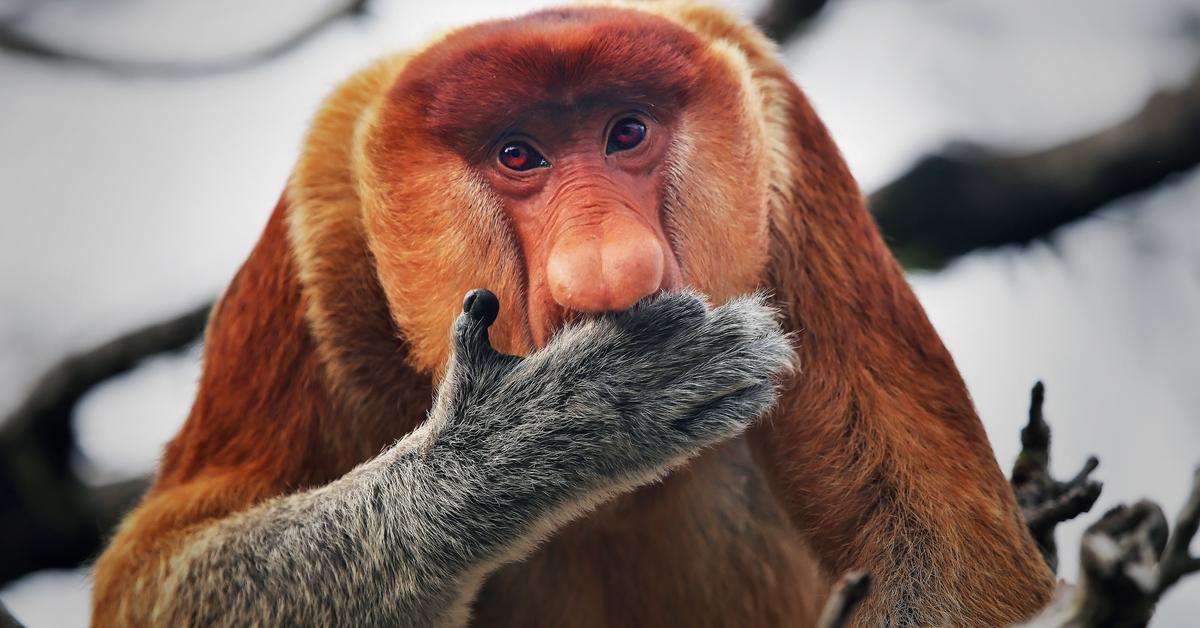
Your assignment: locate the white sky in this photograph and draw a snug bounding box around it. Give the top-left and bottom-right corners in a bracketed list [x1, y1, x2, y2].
[1, 0, 1198, 625]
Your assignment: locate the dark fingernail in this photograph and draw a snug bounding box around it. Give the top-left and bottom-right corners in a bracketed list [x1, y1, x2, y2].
[462, 288, 500, 327]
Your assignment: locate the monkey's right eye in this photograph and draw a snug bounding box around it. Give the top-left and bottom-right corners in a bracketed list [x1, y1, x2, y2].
[499, 142, 549, 171]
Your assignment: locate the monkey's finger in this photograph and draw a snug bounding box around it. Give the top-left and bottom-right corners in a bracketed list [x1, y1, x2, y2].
[705, 294, 790, 352]
[658, 327, 791, 420]
[609, 290, 709, 344]
[453, 288, 524, 371]
[463, 288, 500, 327]
[451, 288, 498, 361]
[672, 381, 776, 447]
[645, 294, 794, 393]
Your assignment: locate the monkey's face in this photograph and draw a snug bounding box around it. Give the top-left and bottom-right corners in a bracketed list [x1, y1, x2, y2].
[481, 104, 686, 346]
[360, 6, 773, 373]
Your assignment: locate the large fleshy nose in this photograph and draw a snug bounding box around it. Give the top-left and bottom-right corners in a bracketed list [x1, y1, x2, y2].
[545, 214, 665, 313]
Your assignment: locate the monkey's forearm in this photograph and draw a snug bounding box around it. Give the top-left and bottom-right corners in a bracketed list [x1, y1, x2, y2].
[157, 430, 504, 627]
[135, 291, 790, 627]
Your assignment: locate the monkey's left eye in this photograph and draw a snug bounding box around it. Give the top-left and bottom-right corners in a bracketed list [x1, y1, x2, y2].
[607, 118, 647, 153]
[499, 142, 549, 171]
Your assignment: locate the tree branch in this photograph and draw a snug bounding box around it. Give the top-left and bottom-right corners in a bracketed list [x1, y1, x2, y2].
[869, 63, 1200, 268]
[1, 301, 211, 469]
[1018, 466, 1200, 628]
[1010, 382, 1103, 573]
[0, 0, 369, 77]
[0, 599, 24, 628]
[1155, 466, 1200, 595]
[755, 0, 832, 43]
[0, 302, 208, 585]
[832, 467, 1200, 628]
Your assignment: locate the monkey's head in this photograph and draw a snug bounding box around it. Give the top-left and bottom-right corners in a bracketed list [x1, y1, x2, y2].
[351, 6, 775, 373]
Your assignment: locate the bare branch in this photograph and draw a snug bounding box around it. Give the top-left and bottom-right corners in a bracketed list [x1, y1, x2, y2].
[1011, 382, 1102, 573]
[0, 475, 151, 586]
[1019, 468, 1200, 627]
[755, 0, 832, 43]
[1155, 466, 1200, 595]
[1019, 501, 1165, 627]
[870, 63, 1200, 268]
[0, 598, 24, 628]
[0, 302, 207, 585]
[1, 301, 211, 467]
[816, 571, 871, 628]
[0, 0, 369, 77]
[1025, 478, 1104, 535]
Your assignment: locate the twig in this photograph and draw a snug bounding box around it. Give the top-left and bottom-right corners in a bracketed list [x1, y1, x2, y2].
[0, 599, 24, 628]
[1011, 382, 1103, 573]
[1, 301, 211, 468]
[1018, 468, 1200, 627]
[755, 0, 832, 43]
[1155, 466, 1200, 595]
[816, 571, 871, 628]
[0, 302, 207, 585]
[0, 0, 369, 77]
[869, 63, 1200, 268]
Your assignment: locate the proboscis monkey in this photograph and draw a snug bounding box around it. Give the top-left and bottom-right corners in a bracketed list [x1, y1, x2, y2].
[92, 2, 1056, 626]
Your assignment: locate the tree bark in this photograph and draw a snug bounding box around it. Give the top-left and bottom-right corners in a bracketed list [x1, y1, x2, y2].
[870, 64, 1200, 268]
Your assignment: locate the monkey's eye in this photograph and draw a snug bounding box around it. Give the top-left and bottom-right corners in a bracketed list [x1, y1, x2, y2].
[499, 142, 548, 171]
[607, 118, 646, 153]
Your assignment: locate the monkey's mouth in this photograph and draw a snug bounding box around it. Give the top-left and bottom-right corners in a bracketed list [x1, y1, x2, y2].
[533, 285, 684, 350]
[532, 305, 598, 349]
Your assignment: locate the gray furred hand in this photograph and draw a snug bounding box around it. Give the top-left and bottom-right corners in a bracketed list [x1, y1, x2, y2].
[157, 289, 793, 627]
[433, 288, 794, 509]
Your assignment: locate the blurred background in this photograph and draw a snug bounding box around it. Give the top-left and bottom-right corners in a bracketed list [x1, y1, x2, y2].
[1, 0, 1198, 625]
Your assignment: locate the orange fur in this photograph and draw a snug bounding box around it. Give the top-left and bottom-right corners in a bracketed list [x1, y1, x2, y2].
[753, 76, 1055, 623]
[93, 2, 1054, 626]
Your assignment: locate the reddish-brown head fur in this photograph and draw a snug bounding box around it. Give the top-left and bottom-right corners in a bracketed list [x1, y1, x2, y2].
[397, 7, 705, 158]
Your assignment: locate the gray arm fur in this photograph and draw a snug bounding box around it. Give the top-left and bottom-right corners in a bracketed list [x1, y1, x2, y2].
[153, 290, 794, 626]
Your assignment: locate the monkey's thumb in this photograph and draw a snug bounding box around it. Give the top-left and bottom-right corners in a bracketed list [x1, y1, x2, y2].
[452, 288, 503, 365]
[462, 288, 500, 327]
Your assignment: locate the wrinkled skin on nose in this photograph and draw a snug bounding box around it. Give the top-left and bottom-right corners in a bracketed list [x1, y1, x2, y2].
[504, 159, 682, 347]
[546, 211, 666, 313]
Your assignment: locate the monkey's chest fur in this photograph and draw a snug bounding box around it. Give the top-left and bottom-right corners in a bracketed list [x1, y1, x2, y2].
[469, 439, 824, 627]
